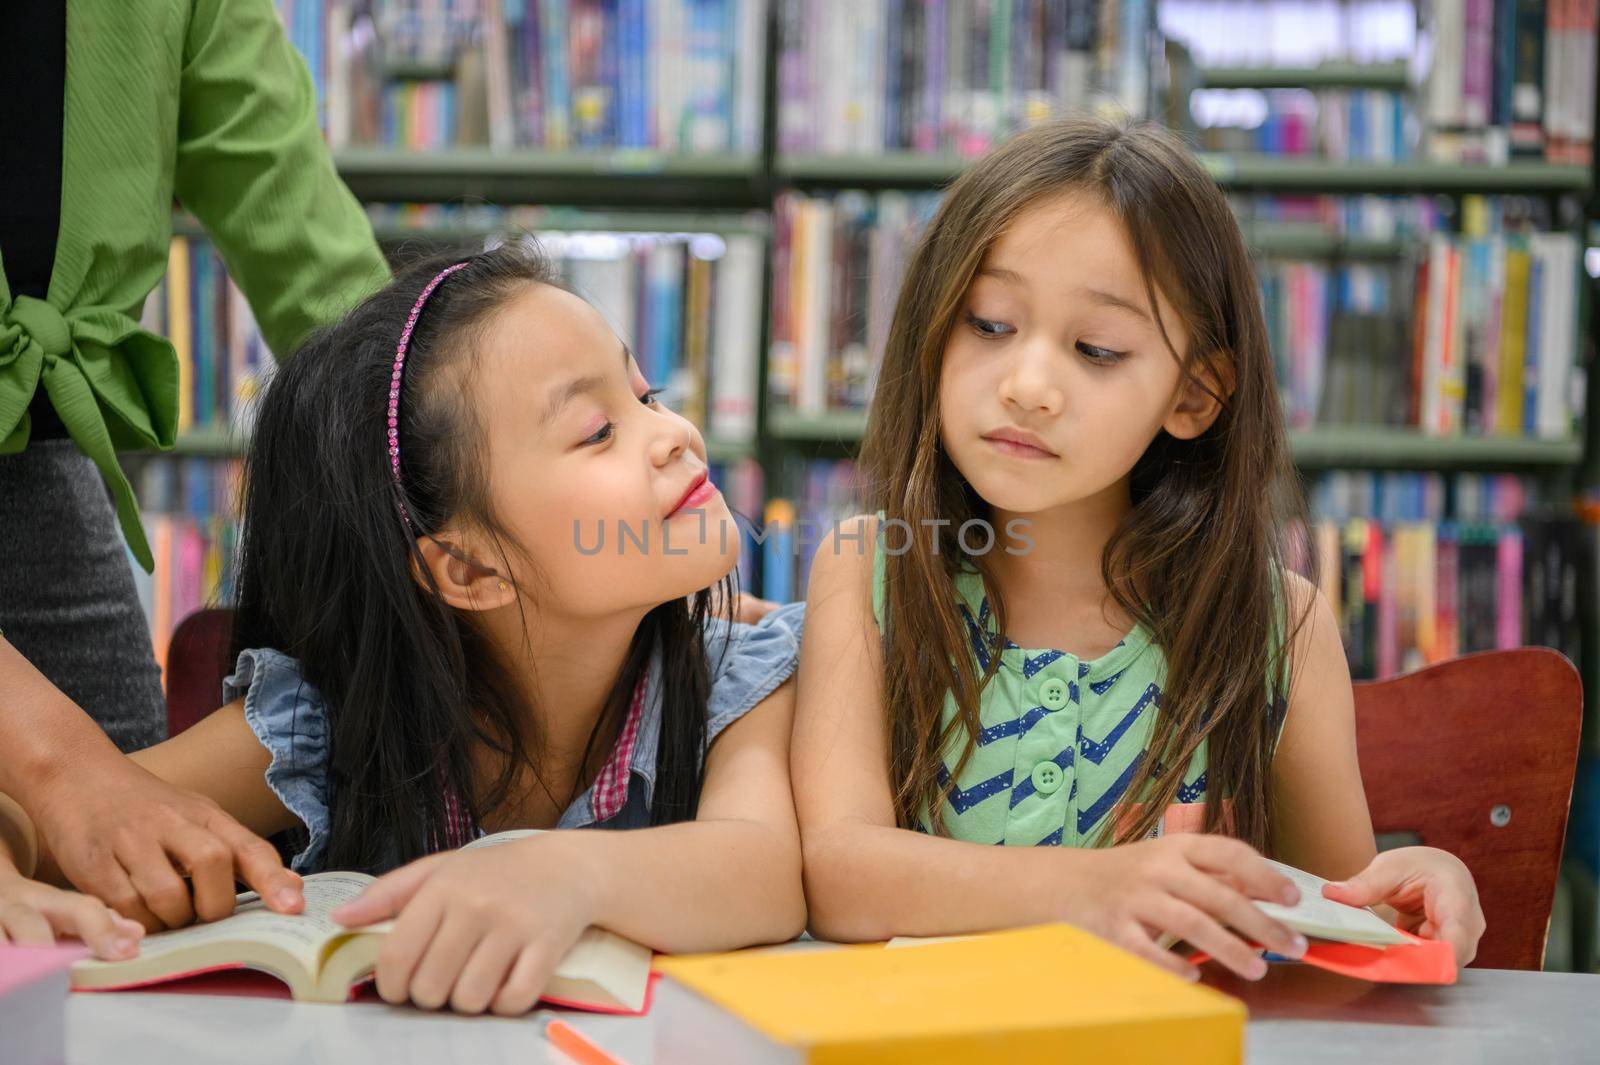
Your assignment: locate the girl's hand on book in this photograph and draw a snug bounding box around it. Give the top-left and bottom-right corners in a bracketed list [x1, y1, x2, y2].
[1066, 835, 1308, 982]
[0, 871, 146, 959]
[331, 838, 597, 1015]
[1322, 846, 1485, 966]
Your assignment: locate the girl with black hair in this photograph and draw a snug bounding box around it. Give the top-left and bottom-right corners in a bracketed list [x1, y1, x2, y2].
[0, 243, 808, 1014]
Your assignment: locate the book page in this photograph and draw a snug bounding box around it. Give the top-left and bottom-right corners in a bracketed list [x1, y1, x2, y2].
[548, 926, 653, 1012]
[461, 828, 545, 850]
[1254, 860, 1409, 946]
[78, 872, 377, 973]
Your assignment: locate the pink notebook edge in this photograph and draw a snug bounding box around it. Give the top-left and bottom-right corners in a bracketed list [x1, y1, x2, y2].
[0, 943, 89, 996]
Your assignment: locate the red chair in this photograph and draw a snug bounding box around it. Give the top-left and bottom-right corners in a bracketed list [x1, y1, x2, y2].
[164, 608, 235, 738]
[1353, 647, 1583, 971]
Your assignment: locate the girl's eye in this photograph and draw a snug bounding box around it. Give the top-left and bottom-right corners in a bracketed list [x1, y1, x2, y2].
[964, 312, 1014, 339]
[1076, 341, 1126, 365]
[583, 388, 664, 445]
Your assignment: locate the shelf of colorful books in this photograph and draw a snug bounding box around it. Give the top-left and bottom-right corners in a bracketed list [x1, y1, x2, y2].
[164, 427, 249, 459]
[775, 153, 973, 189]
[1201, 156, 1593, 194]
[1195, 63, 1412, 91]
[1240, 223, 1407, 259]
[1288, 427, 1585, 469]
[767, 409, 1583, 470]
[777, 152, 1593, 196]
[147, 431, 755, 464]
[173, 209, 770, 244]
[767, 409, 871, 444]
[329, 149, 767, 208]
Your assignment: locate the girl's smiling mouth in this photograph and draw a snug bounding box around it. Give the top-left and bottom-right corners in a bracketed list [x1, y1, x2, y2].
[666, 471, 719, 518]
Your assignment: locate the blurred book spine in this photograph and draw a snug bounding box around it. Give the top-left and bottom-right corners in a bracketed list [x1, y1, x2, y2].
[274, 0, 764, 154]
[777, 0, 1153, 156]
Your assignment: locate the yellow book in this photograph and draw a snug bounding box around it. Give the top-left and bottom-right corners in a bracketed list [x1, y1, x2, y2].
[685, 252, 712, 429]
[653, 924, 1245, 1065]
[1497, 246, 1530, 435]
[166, 238, 193, 433]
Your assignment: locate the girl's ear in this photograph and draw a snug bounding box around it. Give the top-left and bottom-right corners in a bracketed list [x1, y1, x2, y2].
[413, 534, 516, 612]
[1163, 350, 1235, 441]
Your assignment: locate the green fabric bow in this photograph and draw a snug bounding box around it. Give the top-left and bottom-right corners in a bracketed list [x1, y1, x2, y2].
[0, 281, 178, 572]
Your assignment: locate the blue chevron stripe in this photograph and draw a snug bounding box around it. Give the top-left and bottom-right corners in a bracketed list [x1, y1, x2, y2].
[1078, 683, 1161, 765]
[978, 704, 1052, 746]
[1078, 751, 1146, 834]
[1019, 650, 1066, 678]
[1090, 667, 1128, 696]
[965, 597, 1070, 678]
[960, 605, 992, 672]
[1035, 827, 1065, 846]
[1268, 690, 1289, 733]
[1009, 747, 1074, 809]
[937, 764, 1014, 815]
[1178, 771, 1207, 804]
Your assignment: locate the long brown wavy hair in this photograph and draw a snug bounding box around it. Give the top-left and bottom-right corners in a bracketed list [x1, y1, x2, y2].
[859, 117, 1310, 854]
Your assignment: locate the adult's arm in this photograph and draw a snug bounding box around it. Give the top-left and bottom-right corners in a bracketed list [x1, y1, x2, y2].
[0, 638, 302, 929]
[174, 0, 390, 359]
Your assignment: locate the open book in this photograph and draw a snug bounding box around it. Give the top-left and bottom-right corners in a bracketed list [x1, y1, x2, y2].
[1251, 860, 1411, 945]
[1179, 858, 1456, 984]
[69, 830, 654, 1012]
[893, 859, 1455, 985]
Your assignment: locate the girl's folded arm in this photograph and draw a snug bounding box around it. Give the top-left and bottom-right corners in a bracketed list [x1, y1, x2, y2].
[1267, 574, 1380, 880]
[552, 678, 808, 954]
[24, 700, 300, 888]
[1270, 576, 1485, 964]
[792, 519, 1086, 942]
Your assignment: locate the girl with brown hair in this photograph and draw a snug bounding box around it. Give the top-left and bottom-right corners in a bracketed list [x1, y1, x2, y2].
[792, 117, 1484, 980]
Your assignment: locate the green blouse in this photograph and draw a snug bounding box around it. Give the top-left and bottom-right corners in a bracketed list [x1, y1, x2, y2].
[869, 514, 1292, 846]
[0, 0, 389, 570]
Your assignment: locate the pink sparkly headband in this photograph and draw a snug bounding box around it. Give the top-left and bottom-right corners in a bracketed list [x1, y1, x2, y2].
[388, 261, 470, 525]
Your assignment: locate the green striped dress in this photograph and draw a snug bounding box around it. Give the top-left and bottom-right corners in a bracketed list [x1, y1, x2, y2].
[869, 516, 1289, 846]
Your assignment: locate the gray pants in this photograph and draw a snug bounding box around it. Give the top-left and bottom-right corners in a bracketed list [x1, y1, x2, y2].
[0, 440, 165, 751]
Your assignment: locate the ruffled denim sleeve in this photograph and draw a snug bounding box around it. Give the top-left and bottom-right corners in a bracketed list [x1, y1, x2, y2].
[222, 648, 332, 874]
[702, 600, 806, 744]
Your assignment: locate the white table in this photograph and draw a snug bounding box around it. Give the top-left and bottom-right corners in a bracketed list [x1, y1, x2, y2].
[65, 964, 1600, 1064]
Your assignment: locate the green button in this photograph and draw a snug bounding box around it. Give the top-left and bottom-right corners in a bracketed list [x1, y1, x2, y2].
[1039, 678, 1070, 711]
[1031, 761, 1064, 795]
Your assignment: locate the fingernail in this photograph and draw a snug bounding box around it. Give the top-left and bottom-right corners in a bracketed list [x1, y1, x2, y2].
[1185, 968, 1201, 983]
[1250, 959, 1269, 980]
[1326, 881, 1347, 891]
[1281, 886, 1301, 905]
[274, 890, 300, 908]
[1288, 934, 1308, 959]
[112, 937, 139, 957]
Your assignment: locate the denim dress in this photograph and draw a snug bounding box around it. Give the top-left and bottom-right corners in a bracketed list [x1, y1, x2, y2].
[223, 601, 805, 873]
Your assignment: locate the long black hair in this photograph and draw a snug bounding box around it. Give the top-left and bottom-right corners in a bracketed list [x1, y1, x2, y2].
[230, 243, 730, 872]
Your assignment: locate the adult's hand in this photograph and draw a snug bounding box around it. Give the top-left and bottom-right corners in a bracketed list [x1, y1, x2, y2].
[26, 757, 303, 931]
[0, 637, 302, 929]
